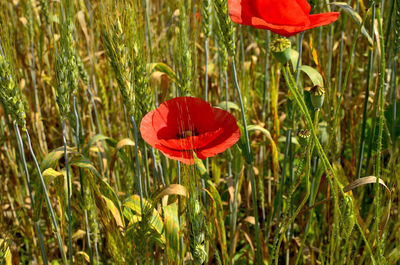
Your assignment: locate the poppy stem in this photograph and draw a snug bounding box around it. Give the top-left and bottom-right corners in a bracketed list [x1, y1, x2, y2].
[274, 109, 318, 265]
[374, 5, 386, 251]
[230, 60, 263, 264]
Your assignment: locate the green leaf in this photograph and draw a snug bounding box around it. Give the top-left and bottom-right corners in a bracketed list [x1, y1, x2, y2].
[40, 146, 77, 171]
[163, 202, 180, 264]
[194, 153, 208, 175]
[237, 123, 253, 164]
[109, 138, 135, 176]
[33, 167, 66, 221]
[70, 156, 123, 219]
[290, 49, 300, 71]
[231, 145, 244, 174]
[153, 184, 187, 201]
[123, 195, 165, 240]
[385, 101, 400, 142]
[103, 195, 124, 228]
[216, 101, 240, 111]
[42, 168, 64, 183]
[83, 134, 116, 157]
[149, 63, 179, 85]
[247, 125, 280, 176]
[299, 65, 323, 87]
[206, 181, 228, 263]
[0, 239, 12, 265]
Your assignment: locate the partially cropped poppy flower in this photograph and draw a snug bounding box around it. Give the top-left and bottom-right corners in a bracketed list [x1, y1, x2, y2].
[140, 97, 240, 165]
[228, 0, 340, 37]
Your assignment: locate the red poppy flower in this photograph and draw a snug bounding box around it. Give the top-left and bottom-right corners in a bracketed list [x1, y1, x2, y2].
[228, 0, 340, 37]
[140, 97, 241, 165]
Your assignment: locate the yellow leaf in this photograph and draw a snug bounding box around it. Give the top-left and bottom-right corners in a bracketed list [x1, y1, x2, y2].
[102, 195, 124, 229]
[0, 239, 12, 265]
[309, 36, 320, 71]
[154, 184, 187, 201]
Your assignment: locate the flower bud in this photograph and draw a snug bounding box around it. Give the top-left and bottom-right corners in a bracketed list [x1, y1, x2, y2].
[310, 85, 325, 109]
[270, 38, 291, 64]
[297, 129, 311, 147]
[341, 194, 355, 239]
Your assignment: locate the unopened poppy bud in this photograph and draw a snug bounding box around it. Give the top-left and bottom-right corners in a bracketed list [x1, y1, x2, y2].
[310, 85, 325, 109]
[341, 194, 355, 239]
[270, 38, 291, 64]
[297, 129, 311, 147]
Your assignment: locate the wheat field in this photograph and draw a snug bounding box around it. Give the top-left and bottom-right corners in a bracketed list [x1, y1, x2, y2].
[0, 0, 399, 264]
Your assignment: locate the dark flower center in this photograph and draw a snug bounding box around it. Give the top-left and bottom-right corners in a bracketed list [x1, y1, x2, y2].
[176, 129, 199, 139]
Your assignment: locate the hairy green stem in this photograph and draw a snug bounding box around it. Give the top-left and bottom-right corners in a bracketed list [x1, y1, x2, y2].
[274, 110, 318, 264]
[283, 64, 376, 264]
[374, 6, 386, 252]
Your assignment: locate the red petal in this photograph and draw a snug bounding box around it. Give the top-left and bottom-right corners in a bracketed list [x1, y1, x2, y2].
[152, 97, 217, 140]
[140, 109, 159, 148]
[297, 0, 311, 14]
[155, 144, 196, 165]
[141, 97, 241, 164]
[159, 127, 224, 150]
[249, 12, 339, 37]
[253, 0, 309, 26]
[229, 0, 309, 27]
[308, 12, 340, 29]
[197, 107, 240, 158]
[228, 0, 340, 37]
